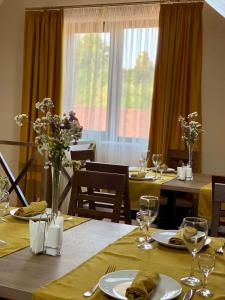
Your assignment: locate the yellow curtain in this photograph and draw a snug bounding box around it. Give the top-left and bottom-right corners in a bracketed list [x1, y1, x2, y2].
[19, 10, 63, 204]
[148, 3, 203, 172]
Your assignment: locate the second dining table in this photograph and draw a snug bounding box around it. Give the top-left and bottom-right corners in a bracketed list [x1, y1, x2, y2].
[0, 214, 224, 300]
[129, 169, 212, 222]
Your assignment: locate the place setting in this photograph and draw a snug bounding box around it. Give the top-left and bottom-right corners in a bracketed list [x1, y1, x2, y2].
[131, 194, 219, 299]
[97, 269, 182, 300]
[129, 152, 174, 181]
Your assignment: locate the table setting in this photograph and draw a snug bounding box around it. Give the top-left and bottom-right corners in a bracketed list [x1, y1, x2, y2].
[0, 200, 224, 300]
[30, 195, 225, 300]
[30, 223, 224, 300]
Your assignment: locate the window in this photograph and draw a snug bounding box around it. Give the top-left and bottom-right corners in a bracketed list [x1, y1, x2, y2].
[63, 5, 159, 165]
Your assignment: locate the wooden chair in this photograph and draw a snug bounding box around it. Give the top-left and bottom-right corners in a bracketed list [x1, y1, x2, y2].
[70, 149, 95, 167]
[58, 148, 96, 208]
[68, 170, 126, 223]
[211, 175, 225, 236]
[86, 161, 131, 224]
[166, 149, 199, 172]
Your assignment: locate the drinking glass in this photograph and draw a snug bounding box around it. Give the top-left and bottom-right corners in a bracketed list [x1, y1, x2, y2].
[152, 154, 162, 179]
[196, 254, 215, 297]
[140, 150, 150, 173]
[180, 217, 208, 286]
[0, 190, 9, 247]
[135, 211, 145, 243]
[158, 163, 166, 180]
[138, 195, 159, 250]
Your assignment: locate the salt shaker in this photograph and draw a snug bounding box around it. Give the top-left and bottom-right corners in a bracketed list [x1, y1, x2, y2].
[185, 166, 193, 181]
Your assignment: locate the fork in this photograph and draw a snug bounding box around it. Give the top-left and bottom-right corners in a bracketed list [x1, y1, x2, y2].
[83, 265, 116, 297]
[215, 242, 225, 254]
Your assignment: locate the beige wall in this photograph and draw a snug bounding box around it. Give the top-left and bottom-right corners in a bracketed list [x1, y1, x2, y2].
[0, 0, 225, 175]
[202, 3, 225, 175]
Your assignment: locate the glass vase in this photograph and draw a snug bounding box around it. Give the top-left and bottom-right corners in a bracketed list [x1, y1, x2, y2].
[51, 159, 62, 223]
[187, 143, 193, 167]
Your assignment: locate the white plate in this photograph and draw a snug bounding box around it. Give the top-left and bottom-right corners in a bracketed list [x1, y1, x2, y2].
[152, 230, 211, 250]
[129, 175, 155, 181]
[10, 207, 52, 221]
[150, 167, 176, 173]
[99, 270, 182, 300]
[129, 167, 140, 172]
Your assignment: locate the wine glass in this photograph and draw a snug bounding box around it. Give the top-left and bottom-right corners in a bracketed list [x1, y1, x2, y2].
[135, 211, 145, 243]
[140, 150, 150, 173]
[138, 195, 159, 250]
[0, 190, 9, 247]
[180, 217, 208, 287]
[152, 154, 162, 179]
[158, 163, 166, 180]
[196, 254, 215, 297]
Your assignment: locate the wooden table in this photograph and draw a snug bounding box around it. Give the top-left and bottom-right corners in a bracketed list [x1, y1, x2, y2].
[161, 174, 211, 194]
[0, 220, 135, 300]
[129, 173, 211, 228]
[161, 174, 211, 227]
[0, 218, 224, 300]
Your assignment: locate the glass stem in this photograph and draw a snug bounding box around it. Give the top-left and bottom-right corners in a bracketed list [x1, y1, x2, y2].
[202, 274, 207, 289]
[190, 252, 196, 277]
[145, 225, 149, 242]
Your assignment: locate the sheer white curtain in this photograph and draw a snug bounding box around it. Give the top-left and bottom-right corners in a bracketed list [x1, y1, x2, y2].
[63, 4, 159, 166]
[206, 0, 225, 18]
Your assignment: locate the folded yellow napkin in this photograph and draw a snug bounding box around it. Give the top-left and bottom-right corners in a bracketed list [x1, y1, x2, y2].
[130, 172, 146, 178]
[169, 230, 184, 245]
[125, 271, 160, 300]
[169, 227, 197, 246]
[14, 201, 47, 217]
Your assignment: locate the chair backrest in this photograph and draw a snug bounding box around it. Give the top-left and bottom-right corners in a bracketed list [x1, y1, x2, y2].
[68, 170, 126, 223]
[212, 175, 225, 197]
[211, 175, 225, 236]
[86, 161, 131, 224]
[166, 149, 199, 172]
[70, 149, 95, 161]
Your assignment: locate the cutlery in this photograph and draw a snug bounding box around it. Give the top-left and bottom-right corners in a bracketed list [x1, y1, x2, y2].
[183, 289, 196, 300]
[83, 265, 116, 297]
[215, 242, 225, 254]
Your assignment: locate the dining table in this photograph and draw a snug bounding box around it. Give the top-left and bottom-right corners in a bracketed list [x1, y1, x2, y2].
[0, 213, 224, 300]
[128, 169, 212, 223]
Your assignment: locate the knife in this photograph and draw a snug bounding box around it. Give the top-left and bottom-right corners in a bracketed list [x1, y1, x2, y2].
[183, 289, 196, 300]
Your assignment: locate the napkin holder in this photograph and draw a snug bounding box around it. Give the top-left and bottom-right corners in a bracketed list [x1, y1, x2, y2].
[29, 214, 63, 256]
[29, 219, 47, 254]
[185, 166, 193, 181]
[45, 216, 63, 256]
[177, 166, 186, 181]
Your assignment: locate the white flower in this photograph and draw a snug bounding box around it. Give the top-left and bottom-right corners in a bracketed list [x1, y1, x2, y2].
[16, 98, 83, 169]
[178, 112, 203, 146]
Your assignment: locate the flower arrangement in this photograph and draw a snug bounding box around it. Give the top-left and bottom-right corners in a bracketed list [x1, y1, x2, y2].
[15, 98, 83, 169]
[15, 98, 83, 219]
[178, 112, 203, 168]
[178, 112, 203, 146]
[0, 175, 9, 201]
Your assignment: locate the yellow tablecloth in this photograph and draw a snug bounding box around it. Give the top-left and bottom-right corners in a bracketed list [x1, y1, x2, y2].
[199, 183, 225, 222]
[0, 215, 89, 258]
[33, 228, 225, 300]
[199, 183, 212, 220]
[129, 172, 176, 210]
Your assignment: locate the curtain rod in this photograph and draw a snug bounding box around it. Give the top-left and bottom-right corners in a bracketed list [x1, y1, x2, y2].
[25, 0, 204, 11]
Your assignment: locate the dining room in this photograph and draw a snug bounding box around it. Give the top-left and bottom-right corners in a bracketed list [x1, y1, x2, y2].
[0, 0, 225, 299]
